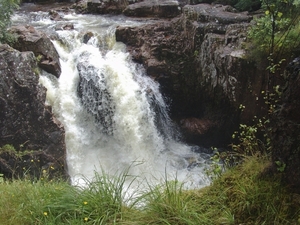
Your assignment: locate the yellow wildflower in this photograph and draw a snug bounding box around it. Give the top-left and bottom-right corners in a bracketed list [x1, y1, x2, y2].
[43, 212, 48, 216]
[83, 201, 88, 205]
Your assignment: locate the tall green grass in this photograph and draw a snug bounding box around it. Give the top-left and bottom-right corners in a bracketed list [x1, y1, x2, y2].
[0, 156, 299, 225]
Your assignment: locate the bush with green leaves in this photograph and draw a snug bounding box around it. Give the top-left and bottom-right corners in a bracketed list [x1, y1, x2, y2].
[247, 0, 300, 62]
[0, 0, 20, 44]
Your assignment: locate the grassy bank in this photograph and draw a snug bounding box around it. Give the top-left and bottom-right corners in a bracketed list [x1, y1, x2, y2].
[0, 156, 299, 225]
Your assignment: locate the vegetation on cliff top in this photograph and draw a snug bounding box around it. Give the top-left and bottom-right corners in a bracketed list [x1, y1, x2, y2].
[247, 0, 300, 63]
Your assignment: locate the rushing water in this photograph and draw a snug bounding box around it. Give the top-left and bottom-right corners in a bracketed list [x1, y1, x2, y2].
[12, 4, 211, 189]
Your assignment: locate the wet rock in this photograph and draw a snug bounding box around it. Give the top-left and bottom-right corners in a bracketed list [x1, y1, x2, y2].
[82, 32, 94, 43]
[123, 0, 181, 18]
[183, 4, 251, 24]
[86, 0, 129, 14]
[49, 10, 62, 20]
[116, 4, 265, 146]
[71, 0, 89, 13]
[77, 55, 115, 135]
[9, 25, 61, 78]
[0, 44, 67, 179]
[180, 117, 215, 135]
[55, 23, 75, 31]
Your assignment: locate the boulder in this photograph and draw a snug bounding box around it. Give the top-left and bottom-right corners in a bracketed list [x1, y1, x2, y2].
[49, 9, 62, 21]
[55, 23, 75, 31]
[123, 0, 181, 18]
[9, 25, 61, 78]
[0, 44, 66, 179]
[86, 0, 129, 14]
[183, 4, 249, 24]
[116, 4, 266, 146]
[180, 117, 219, 146]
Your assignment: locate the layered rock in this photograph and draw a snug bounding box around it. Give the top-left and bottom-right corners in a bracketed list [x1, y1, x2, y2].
[73, 0, 182, 15]
[116, 4, 266, 146]
[86, 0, 129, 14]
[123, 0, 181, 18]
[0, 44, 66, 179]
[9, 25, 61, 78]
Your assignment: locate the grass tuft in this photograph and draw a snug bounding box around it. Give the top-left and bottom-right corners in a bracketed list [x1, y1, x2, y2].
[0, 156, 299, 224]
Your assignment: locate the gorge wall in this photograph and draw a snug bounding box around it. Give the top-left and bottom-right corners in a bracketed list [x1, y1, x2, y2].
[115, 2, 267, 147]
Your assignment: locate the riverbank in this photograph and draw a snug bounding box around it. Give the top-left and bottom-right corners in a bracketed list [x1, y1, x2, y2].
[1, 155, 299, 224]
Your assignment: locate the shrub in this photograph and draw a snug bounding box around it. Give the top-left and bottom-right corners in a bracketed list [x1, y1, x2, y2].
[0, 0, 20, 44]
[247, 0, 300, 62]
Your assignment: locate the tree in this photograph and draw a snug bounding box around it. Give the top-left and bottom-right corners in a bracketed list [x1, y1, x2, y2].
[247, 0, 299, 95]
[246, 0, 300, 192]
[248, 0, 300, 62]
[0, 0, 20, 44]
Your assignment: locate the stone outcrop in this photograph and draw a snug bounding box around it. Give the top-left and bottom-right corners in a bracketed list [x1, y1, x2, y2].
[73, 0, 253, 15]
[0, 44, 66, 179]
[123, 0, 181, 18]
[73, 0, 181, 15]
[86, 0, 129, 14]
[9, 25, 61, 78]
[116, 4, 266, 146]
[271, 57, 300, 192]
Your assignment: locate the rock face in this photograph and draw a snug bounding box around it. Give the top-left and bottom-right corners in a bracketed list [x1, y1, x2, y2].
[116, 4, 266, 146]
[0, 44, 66, 179]
[9, 25, 61, 78]
[73, 0, 181, 15]
[86, 0, 129, 14]
[123, 0, 181, 18]
[271, 57, 300, 192]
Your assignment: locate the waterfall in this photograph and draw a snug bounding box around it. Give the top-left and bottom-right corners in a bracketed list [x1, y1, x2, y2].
[14, 10, 211, 189]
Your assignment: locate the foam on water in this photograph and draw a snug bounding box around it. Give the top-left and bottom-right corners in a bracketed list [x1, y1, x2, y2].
[15, 9, 211, 190]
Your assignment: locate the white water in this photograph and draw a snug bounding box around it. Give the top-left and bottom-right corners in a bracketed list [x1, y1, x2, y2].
[13, 8, 211, 189]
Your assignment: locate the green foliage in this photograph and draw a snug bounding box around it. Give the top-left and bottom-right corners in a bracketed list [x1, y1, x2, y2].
[0, 0, 20, 44]
[139, 179, 197, 225]
[247, 0, 300, 61]
[0, 157, 299, 224]
[0, 144, 64, 181]
[205, 150, 224, 180]
[213, 115, 271, 170]
[231, 120, 269, 156]
[0, 144, 16, 153]
[0, 144, 37, 158]
[275, 160, 286, 172]
[206, 156, 300, 224]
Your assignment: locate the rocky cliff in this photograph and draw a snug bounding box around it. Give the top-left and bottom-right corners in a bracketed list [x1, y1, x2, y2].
[2, 0, 298, 184]
[0, 44, 66, 179]
[116, 3, 266, 146]
[271, 57, 300, 192]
